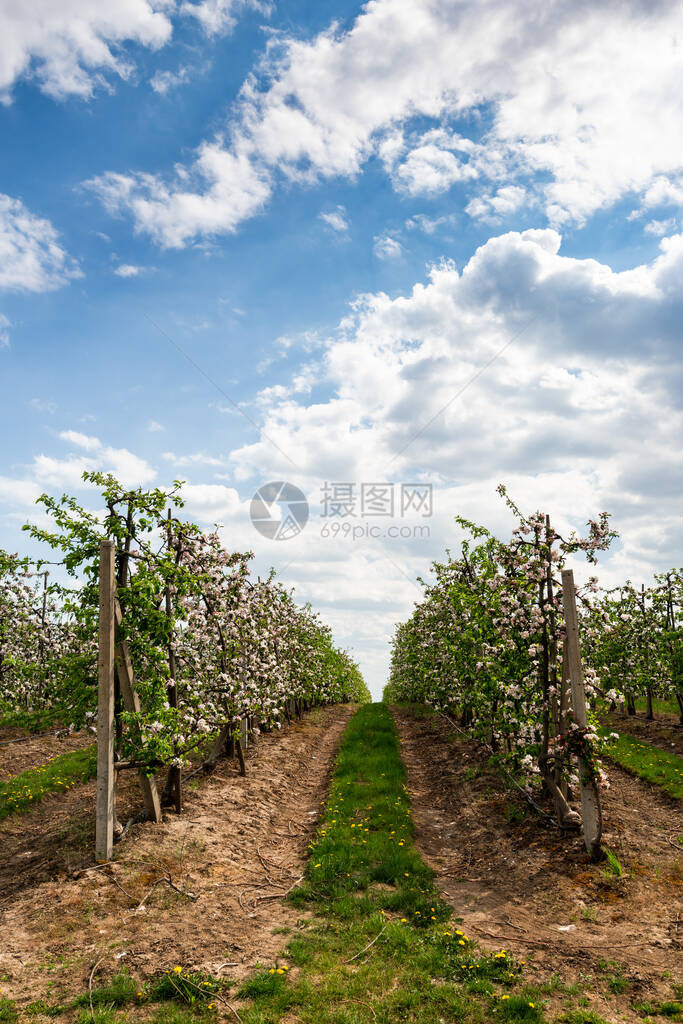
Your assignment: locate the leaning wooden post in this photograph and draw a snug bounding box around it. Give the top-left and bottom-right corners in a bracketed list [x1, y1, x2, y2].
[114, 599, 162, 823]
[561, 569, 602, 860]
[96, 540, 116, 862]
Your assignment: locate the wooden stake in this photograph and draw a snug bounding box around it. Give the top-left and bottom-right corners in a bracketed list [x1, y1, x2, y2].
[114, 599, 162, 823]
[96, 540, 116, 862]
[164, 509, 182, 813]
[561, 569, 602, 859]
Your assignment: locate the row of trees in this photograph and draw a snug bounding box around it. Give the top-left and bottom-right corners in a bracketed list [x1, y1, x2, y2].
[0, 473, 368, 795]
[583, 574, 682, 722]
[385, 487, 681, 828]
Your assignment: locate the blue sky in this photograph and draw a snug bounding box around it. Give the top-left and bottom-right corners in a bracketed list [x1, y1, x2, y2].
[1, 0, 682, 695]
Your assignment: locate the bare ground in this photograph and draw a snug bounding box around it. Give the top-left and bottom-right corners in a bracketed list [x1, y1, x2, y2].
[0, 704, 353, 1012]
[392, 706, 683, 1024]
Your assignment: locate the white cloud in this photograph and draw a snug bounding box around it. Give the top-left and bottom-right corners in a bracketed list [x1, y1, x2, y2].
[31, 431, 157, 488]
[29, 397, 57, 414]
[466, 185, 528, 223]
[89, 0, 683, 245]
[644, 218, 678, 237]
[0, 0, 267, 103]
[319, 206, 349, 233]
[0, 194, 80, 292]
[58, 429, 101, 451]
[404, 213, 457, 235]
[0, 313, 10, 348]
[150, 65, 192, 95]
[87, 145, 272, 248]
[113, 263, 150, 277]
[373, 233, 402, 260]
[0, 475, 44, 508]
[147, 419, 165, 432]
[394, 144, 476, 196]
[641, 176, 683, 210]
[181, 0, 270, 37]
[0, 0, 173, 102]
[162, 451, 228, 467]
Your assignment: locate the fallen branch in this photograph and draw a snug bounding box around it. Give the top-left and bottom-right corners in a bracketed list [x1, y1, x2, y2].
[88, 957, 106, 1022]
[136, 874, 197, 910]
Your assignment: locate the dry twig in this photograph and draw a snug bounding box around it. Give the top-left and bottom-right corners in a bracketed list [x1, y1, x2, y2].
[344, 923, 387, 964]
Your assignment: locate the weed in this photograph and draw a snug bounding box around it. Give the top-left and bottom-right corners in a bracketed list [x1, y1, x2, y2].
[72, 970, 139, 1008]
[0, 998, 17, 1023]
[603, 847, 624, 878]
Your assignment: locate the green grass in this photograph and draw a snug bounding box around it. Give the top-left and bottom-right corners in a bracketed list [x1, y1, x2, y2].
[233, 701, 546, 1024]
[0, 744, 97, 820]
[600, 730, 683, 799]
[633, 696, 681, 719]
[0, 997, 17, 1023]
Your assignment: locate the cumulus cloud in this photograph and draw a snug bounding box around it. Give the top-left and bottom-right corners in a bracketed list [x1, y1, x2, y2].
[228, 228, 681, 563]
[113, 263, 154, 277]
[181, 0, 271, 37]
[373, 233, 402, 260]
[404, 213, 457, 235]
[0, 0, 172, 102]
[150, 65, 192, 94]
[88, 0, 683, 245]
[319, 206, 349, 233]
[58, 430, 101, 451]
[0, 194, 80, 292]
[394, 144, 476, 196]
[0, 0, 268, 102]
[87, 145, 272, 248]
[466, 185, 528, 223]
[35, 431, 157, 487]
[644, 218, 678, 237]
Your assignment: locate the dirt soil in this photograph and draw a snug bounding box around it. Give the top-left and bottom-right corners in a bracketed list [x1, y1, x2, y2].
[392, 706, 683, 1024]
[0, 704, 353, 1013]
[0, 729, 91, 782]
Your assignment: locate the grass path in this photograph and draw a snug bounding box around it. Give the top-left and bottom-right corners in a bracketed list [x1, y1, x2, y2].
[600, 729, 683, 800]
[0, 744, 96, 821]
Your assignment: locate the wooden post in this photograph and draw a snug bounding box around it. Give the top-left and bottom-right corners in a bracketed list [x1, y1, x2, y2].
[96, 541, 116, 862]
[559, 643, 570, 798]
[164, 509, 182, 813]
[114, 600, 162, 823]
[561, 569, 602, 859]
